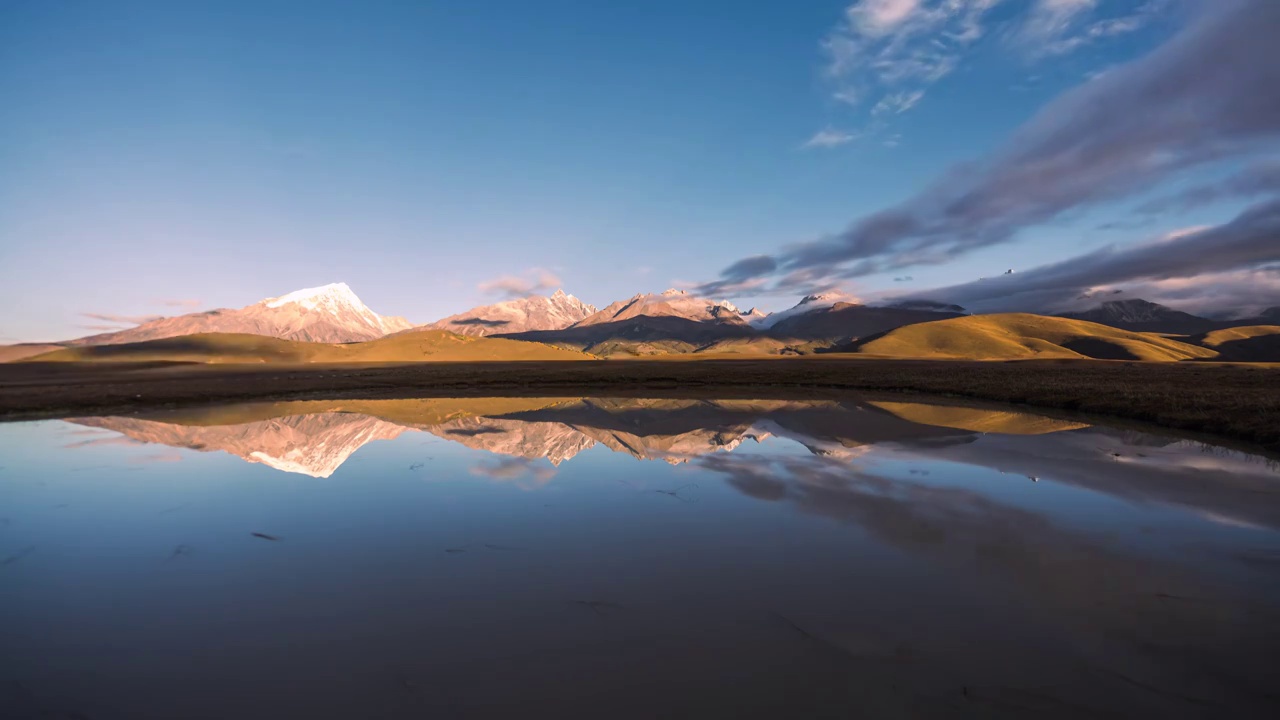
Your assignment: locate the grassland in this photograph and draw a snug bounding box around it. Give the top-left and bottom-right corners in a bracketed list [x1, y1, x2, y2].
[851, 313, 1219, 361]
[1, 357, 1277, 453]
[26, 330, 590, 364]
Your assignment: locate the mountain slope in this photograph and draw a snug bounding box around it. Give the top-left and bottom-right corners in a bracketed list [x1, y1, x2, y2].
[421, 289, 596, 337]
[67, 283, 413, 345]
[769, 302, 964, 341]
[752, 292, 855, 329]
[851, 314, 1218, 361]
[574, 289, 749, 327]
[27, 329, 591, 364]
[1058, 299, 1219, 334]
[503, 289, 754, 355]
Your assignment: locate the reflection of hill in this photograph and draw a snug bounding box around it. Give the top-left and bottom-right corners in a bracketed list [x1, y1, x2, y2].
[866, 401, 1090, 435]
[71, 414, 407, 478]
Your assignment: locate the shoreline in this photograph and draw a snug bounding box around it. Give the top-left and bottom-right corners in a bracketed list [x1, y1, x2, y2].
[2, 358, 1277, 454]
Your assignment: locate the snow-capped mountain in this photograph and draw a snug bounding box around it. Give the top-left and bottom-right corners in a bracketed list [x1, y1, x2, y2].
[575, 288, 749, 327]
[421, 289, 596, 337]
[68, 283, 414, 345]
[752, 292, 856, 329]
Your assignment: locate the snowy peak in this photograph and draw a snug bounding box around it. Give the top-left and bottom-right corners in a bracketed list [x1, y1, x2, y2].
[575, 289, 749, 327]
[264, 282, 367, 312]
[753, 291, 858, 329]
[68, 282, 413, 346]
[422, 290, 597, 337]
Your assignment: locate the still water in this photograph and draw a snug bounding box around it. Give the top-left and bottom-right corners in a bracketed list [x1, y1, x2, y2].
[2, 397, 1278, 718]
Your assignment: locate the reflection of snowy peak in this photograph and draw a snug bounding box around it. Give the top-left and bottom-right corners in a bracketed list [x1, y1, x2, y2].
[424, 416, 596, 465]
[70, 413, 408, 477]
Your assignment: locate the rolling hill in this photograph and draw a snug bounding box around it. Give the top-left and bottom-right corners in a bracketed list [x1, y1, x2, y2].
[23, 329, 591, 364]
[768, 302, 964, 341]
[848, 314, 1218, 361]
[1193, 325, 1280, 362]
[0, 344, 64, 363]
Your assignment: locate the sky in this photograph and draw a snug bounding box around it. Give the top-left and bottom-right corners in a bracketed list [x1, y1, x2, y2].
[2, 0, 1278, 342]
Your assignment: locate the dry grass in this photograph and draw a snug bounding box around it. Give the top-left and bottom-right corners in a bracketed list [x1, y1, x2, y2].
[2, 357, 1278, 453]
[0, 344, 64, 363]
[25, 330, 590, 364]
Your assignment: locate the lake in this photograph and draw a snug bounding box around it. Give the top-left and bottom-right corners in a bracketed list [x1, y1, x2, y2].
[2, 397, 1278, 718]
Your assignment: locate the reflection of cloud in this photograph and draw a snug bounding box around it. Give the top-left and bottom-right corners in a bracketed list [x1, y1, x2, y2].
[130, 451, 184, 464]
[468, 457, 557, 489]
[62, 436, 145, 449]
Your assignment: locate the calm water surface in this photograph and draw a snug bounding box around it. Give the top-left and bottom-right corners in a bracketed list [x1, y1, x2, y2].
[2, 397, 1278, 718]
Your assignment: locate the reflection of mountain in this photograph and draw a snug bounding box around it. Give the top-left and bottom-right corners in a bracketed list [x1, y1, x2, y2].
[66, 397, 1095, 476]
[71, 413, 407, 478]
[427, 416, 595, 465]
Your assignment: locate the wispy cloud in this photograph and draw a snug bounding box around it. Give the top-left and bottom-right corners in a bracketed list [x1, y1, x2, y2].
[810, 0, 1167, 145]
[80, 312, 163, 326]
[895, 197, 1280, 315]
[801, 128, 858, 149]
[1013, 0, 1166, 58]
[816, 0, 1004, 139]
[477, 268, 563, 299]
[160, 299, 202, 309]
[708, 1, 1280, 297]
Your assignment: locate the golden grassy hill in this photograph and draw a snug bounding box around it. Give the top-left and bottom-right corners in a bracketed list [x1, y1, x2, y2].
[24, 330, 591, 364]
[1194, 325, 1280, 362]
[692, 337, 796, 356]
[851, 313, 1218, 361]
[868, 401, 1089, 435]
[0, 344, 64, 363]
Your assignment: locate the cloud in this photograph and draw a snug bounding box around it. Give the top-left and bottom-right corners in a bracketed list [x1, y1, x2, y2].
[477, 268, 563, 299]
[78, 324, 130, 332]
[818, 0, 1004, 128]
[896, 196, 1280, 314]
[708, 1, 1280, 296]
[80, 312, 163, 326]
[802, 128, 857, 149]
[1013, 0, 1165, 58]
[160, 299, 202, 309]
[1135, 157, 1280, 214]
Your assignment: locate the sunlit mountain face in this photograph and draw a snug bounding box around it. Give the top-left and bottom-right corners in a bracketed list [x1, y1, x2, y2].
[4, 397, 1279, 717]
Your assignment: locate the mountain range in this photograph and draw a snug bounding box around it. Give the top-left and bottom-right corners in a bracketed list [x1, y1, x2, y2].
[6, 281, 1279, 362]
[68, 283, 412, 345]
[417, 288, 596, 337]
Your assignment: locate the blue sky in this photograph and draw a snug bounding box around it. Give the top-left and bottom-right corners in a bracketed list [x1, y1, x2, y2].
[2, 0, 1277, 342]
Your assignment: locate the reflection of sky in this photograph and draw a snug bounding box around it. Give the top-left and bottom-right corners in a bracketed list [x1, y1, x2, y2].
[3, 408, 1280, 717]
